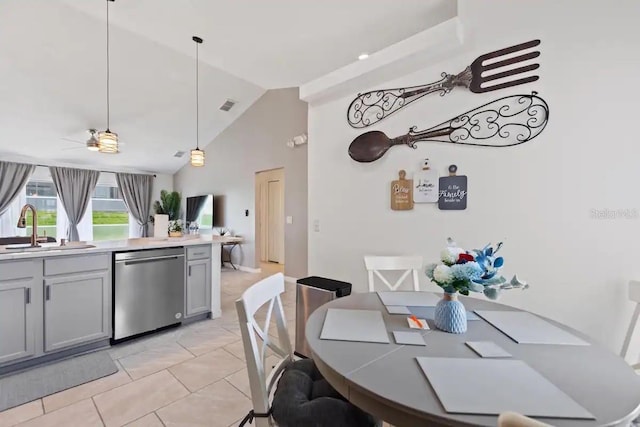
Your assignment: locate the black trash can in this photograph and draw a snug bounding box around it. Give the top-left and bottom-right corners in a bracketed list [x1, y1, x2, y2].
[295, 276, 352, 358]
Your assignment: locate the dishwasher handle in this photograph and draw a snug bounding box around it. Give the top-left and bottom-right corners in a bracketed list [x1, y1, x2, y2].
[117, 254, 185, 265]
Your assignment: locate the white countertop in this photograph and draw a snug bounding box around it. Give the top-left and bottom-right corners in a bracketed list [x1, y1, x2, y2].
[0, 235, 243, 261]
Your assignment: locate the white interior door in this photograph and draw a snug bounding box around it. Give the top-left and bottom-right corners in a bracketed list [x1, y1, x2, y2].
[267, 180, 284, 263]
[258, 180, 268, 263]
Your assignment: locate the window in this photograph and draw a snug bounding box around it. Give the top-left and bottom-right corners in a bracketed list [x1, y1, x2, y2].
[91, 182, 129, 241]
[26, 180, 57, 239]
[0, 168, 130, 241]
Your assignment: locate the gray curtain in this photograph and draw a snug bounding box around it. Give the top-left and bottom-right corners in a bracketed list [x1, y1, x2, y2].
[50, 166, 100, 241]
[116, 173, 153, 237]
[0, 161, 36, 216]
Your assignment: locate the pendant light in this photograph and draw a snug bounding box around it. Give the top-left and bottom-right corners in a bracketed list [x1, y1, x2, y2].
[98, 0, 119, 154]
[190, 36, 205, 167]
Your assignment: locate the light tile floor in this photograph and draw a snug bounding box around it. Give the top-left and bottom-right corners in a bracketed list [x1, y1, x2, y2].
[0, 267, 296, 427]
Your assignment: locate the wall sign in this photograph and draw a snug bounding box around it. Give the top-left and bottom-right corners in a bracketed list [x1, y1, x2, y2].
[438, 165, 467, 210]
[413, 159, 439, 203]
[391, 170, 414, 211]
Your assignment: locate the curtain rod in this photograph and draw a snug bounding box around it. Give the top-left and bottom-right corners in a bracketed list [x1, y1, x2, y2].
[26, 162, 157, 177]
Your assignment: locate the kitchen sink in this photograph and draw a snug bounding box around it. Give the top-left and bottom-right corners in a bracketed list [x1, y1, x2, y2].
[1, 243, 96, 253]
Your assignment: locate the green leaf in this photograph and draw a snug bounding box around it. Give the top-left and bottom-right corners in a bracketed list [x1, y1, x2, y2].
[153, 190, 182, 220]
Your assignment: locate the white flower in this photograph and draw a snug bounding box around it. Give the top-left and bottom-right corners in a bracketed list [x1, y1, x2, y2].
[433, 264, 453, 285]
[440, 247, 465, 265]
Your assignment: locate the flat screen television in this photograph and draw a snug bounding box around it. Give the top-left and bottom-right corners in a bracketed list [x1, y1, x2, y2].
[186, 194, 214, 230]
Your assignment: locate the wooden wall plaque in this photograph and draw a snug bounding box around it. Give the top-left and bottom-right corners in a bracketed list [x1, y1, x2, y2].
[391, 170, 414, 210]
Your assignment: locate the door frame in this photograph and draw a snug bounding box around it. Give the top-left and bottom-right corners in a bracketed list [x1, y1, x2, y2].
[255, 167, 285, 267]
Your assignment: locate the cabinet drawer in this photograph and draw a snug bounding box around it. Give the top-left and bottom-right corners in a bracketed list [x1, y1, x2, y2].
[187, 245, 211, 261]
[0, 260, 39, 281]
[44, 254, 110, 276]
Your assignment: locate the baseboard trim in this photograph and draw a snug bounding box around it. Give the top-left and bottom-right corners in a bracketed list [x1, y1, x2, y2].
[284, 276, 298, 284]
[235, 265, 262, 273]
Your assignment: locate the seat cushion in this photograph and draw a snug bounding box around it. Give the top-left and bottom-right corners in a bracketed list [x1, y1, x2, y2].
[272, 359, 378, 427]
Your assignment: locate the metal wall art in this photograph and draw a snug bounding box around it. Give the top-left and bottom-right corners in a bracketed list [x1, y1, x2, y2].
[347, 40, 541, 128]
[348, 92, 549, 163]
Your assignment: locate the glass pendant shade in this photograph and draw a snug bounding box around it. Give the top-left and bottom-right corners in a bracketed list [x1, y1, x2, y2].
[190, 148, 205, 167]
[98, 130, 119, 153]
[86, 138, 100, 151]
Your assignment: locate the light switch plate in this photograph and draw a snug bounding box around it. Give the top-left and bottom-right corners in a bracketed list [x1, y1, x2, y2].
[286, 216, 293, 224]
[313, 219, 320, 232]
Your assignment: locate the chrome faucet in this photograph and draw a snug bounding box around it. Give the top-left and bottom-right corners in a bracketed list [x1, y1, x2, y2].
[16, 204, 40, 248]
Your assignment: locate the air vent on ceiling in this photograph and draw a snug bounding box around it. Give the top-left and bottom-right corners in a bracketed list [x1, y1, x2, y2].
[219, 99, 236, 112]
[174, 151, 186, 158]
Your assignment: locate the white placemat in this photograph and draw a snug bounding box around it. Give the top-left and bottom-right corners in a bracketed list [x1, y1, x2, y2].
[416, 357, 594, 419]
[474, 310, 590, 346]
[320, 309, 390, 344]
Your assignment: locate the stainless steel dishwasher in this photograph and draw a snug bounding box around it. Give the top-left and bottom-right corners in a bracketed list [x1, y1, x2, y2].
[114, 247, 185, 341]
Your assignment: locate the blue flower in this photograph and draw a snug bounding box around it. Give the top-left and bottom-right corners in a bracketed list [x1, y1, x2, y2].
[450, 262, 483, 281]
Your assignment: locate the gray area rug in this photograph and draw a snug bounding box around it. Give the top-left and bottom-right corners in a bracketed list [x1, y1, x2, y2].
[0, 350, 118, 411]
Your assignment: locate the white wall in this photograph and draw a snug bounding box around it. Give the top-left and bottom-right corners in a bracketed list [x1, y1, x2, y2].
[307, 0, 640, 356]
[174, 88, 308, 278]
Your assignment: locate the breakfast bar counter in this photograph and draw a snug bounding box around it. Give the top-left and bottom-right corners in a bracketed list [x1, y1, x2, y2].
[0, 234, 242, 261]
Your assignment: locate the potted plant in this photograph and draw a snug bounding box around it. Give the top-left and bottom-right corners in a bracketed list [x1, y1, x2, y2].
[426, 238, 528, 334]
[151, 190, 181, 238]
[153, 190, 181, 220]
[168, 219, 184, 238]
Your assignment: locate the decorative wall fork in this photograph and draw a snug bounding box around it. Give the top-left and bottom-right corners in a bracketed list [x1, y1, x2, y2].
[348, 92, 549, 163]
[347, 40, 541, 128]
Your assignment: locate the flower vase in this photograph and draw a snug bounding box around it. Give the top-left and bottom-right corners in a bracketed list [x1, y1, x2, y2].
[169, 231, 183, 238]
[434, 292, 467, 334]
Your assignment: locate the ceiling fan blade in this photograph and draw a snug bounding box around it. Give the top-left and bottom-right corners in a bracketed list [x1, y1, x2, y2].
[60, 137, 85, 145]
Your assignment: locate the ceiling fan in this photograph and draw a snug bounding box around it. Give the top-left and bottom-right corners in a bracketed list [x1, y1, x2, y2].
[60, 129, 126, 152]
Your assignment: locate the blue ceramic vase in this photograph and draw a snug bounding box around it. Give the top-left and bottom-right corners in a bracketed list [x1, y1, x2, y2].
[434, 292, 467, 334]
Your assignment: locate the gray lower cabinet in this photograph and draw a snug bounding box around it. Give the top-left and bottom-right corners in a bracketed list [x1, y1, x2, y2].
[0, 260, 39, 365]
[186, 247, 211, 318]
[43, 269, 110, 352]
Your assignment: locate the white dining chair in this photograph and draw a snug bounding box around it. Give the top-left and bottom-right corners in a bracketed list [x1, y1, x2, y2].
[364, 255, 423, 292]
[621, 280, 640, 371]
[235, 273, 379, 427]
[497, 412, 551, 427]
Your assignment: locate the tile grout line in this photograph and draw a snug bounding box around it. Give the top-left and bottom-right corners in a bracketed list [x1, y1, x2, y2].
[114, 359, 134, 382]
[220, 346, 245, 362]
[164, 368, 191, 394]
[223, 377, 251, 400]
[90, 397, 107, 427]
[128, 371, 195, 425]
[154, 411, 167, 427]
[175, 340, 198, 358]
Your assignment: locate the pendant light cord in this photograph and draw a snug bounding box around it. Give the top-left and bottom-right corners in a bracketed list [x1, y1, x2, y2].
[195, 39, 199, 150]
[106, 0, 111, 131]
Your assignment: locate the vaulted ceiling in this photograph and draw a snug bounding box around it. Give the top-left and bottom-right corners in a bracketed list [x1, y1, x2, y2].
[0, 0, 456, 174]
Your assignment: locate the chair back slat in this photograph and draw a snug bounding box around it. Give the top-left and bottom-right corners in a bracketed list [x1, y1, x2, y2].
[364, 255, 423, 292]
[236, 273, 293, 425]
[629, 280, 640, 303]
[621, 280, 640, 362]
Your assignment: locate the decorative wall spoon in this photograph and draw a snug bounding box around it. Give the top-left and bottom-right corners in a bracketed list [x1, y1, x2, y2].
[348, 92, 549, 163]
